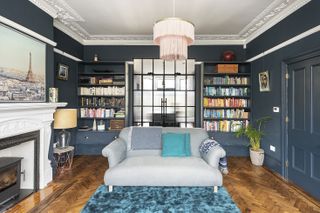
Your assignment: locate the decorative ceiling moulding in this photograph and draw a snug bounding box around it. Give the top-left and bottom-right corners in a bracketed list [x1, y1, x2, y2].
[30, 0, 311, 46]
[242, 0, 311, 45]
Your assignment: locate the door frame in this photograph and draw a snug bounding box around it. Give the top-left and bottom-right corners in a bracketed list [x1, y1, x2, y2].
[282, 49, 320, 180]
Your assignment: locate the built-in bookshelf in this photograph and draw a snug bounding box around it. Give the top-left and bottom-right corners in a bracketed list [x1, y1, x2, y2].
[202, 62, 251, 133]
[77, 61, 126, 132]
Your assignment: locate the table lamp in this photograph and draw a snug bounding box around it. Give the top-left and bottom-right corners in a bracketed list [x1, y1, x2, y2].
[54, 109, 77, 148]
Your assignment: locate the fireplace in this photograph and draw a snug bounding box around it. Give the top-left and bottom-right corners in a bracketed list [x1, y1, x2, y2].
[0, 131, 40, 211]
[0, 158, 22, 205]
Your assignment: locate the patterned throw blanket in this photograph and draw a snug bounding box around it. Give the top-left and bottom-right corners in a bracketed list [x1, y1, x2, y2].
[199, 139, 228, 175]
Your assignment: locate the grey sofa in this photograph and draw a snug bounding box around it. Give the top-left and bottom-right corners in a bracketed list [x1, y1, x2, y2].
[102, 127, 226, 192]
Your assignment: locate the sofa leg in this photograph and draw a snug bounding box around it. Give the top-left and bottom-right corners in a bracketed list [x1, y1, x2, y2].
[213, 186, 218, 193]
[108, 185, 113, 192]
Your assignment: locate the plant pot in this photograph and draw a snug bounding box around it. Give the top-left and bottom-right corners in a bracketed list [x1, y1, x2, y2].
[249, 148, 264, 166]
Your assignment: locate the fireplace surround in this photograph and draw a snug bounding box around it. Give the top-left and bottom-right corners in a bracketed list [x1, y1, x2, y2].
[0, 103, 66, 209]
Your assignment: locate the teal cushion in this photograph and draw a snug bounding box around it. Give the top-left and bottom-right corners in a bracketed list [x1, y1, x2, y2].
[185, 133, 191, 156]
[162, 133, 191, 157]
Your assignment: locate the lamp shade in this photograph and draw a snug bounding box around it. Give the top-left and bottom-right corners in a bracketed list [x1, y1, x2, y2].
[53, 109, 77, 129]
[153, 17, 194, 60]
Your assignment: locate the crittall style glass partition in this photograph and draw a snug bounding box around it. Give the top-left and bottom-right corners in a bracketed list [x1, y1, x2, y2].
[132, 59, 196, 127]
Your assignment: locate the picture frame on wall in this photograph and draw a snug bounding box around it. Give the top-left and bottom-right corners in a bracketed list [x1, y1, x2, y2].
[259, 70, 270, 92]
[0, 24, 46, 102]
[57, 63, 69, 81]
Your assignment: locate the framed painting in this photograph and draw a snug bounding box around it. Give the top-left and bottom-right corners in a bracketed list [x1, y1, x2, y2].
[259, 71, 271, 92]
[0, 24, 46, 102]
[57, 64, 69, 81]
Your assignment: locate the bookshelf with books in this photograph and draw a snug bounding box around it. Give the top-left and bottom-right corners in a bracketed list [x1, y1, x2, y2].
[76, 61, 126, 155]
[202, 62, 251, 134]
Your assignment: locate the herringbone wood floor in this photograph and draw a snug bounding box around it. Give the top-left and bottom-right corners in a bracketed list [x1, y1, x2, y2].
[7, 156, 320, 213]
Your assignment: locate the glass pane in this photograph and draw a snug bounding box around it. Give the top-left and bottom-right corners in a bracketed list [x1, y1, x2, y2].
[165, 60, 174, 74]
[187, 59, 195, 74]
[187, 76, 195, 90]
[143, 91, 152, 106]
[176, 60, 186, 74]
[187, 107, 195, 122]
[187, 91, 195, 106]
[134, 75, 141, 90]
[154, 107, 161, 114]
[154, 91, 163, 106]
[134, 59, 141, 74]
[143, 59, 152, 74]
[164, 76, 175, 90]
[176, 107, 185, 123]
[165, 91, 174, 106]
[133, 107, 141, 122]
[154, 75, 164, 90]
[166, 107, 174, 114]
[176, 76, 186, 90]
[142, 107, 152, 122]
[176, 91, 186, 106]
[143, 123, 150, 127]
[133, 91, 141, 106]
[180, 123, 194, 128]
[143, 75, 153, 90]
[154, 59, 163, 74]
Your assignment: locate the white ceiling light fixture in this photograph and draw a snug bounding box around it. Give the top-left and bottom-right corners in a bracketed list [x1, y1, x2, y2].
[153, 0, 194, 60]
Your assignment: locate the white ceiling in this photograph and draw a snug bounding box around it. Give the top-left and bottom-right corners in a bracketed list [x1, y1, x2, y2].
[30, 0, 311, 45]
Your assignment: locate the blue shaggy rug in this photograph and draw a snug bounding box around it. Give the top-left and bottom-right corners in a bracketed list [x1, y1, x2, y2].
[81, 185, 240, 213]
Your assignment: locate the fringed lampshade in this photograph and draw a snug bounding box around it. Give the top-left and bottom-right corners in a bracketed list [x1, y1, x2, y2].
[153, 17, 194, 60]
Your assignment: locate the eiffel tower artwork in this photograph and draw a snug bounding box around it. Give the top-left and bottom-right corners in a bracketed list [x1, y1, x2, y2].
[25, 52, 36, 82]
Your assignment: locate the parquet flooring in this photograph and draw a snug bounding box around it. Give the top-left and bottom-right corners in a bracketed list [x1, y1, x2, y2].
[6, 156, 320, 213]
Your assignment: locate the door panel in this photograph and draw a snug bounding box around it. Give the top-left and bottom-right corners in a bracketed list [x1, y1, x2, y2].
[288, 56, 320, 200]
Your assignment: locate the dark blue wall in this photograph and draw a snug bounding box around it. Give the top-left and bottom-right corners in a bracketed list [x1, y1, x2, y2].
[53, 28, 84, 147]
[247, 0, 320, 174]
[83, 45, 245, 61]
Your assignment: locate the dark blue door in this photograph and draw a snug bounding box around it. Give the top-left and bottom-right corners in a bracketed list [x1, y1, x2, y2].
[288, 56, 320, 200]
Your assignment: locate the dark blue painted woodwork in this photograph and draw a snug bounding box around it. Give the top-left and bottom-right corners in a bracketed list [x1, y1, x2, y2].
[287, 56, 320, 200]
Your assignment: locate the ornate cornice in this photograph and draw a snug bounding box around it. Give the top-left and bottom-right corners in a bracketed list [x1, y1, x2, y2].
[29, 0, 311, 45]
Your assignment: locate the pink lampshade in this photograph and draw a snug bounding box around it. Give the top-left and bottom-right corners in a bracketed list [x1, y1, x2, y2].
[153, 17, 194, 60]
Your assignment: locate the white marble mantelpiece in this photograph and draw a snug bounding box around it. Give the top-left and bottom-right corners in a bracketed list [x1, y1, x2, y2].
[0, 102, 67, 189]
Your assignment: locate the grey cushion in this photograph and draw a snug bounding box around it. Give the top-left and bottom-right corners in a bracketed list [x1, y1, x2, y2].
[131, 127, 162, 150]
[104, 156, 222, 186]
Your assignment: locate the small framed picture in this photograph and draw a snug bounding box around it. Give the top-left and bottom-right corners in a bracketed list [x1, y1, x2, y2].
[57, 64, 69, 80]
[259, 71, 270, 92]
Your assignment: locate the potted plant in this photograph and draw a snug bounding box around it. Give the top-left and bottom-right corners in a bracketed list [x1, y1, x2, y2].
[235, 117, 271, 166]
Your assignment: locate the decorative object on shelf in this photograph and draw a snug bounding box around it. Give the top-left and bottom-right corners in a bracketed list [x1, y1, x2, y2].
[222, 51, 236, 61]
[216, 64, 238, 73]
[258, 71, 270, 92]
[49, 87, 58, 103]
[97, 120, 105, 131]
[92, 118, 97, 131]
[0, 24, 46, 102]
[110, 119, 125, 130]
[54, 109, 77, 148]
[93, 54, 99, 62]
[153, 0, 194, 60]
[235, 116, 271, 166]
[57, 63, 69, 81]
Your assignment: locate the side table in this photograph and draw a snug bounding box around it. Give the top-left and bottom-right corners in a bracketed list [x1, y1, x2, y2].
[53, 146, 74, 175]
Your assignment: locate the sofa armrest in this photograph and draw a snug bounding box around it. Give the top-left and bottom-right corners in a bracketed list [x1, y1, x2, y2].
[102, 138, 127, 168]
[202, 145, 226, 169]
